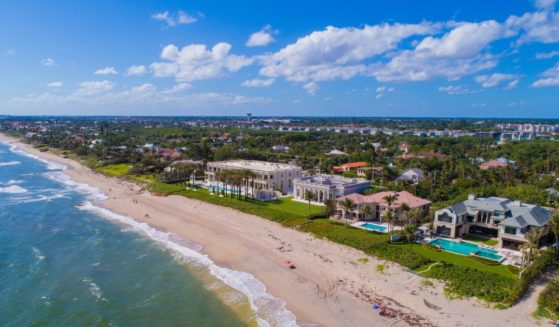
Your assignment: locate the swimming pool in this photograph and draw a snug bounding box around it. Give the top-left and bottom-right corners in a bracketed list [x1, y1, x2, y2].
[430, 238, 502, 261]
[360, 223, 388, 233]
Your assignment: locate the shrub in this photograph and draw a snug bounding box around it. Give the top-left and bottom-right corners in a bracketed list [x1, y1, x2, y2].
[512, 248, 557, 303]
[466, 255, 501, 266]
[506, 265, 520, 275]
[537, 279, 559, 320]
[422, 243, 442, 252]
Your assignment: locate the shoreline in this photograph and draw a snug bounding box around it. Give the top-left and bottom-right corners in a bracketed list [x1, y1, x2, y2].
[0, 133, 551, 327]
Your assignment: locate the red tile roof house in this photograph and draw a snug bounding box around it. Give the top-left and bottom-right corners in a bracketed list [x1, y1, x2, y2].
[479, 159, 508, 170]
[333, 161, 368, 173]
[335, 191, 431, 224]
[156, 147, 182, 159]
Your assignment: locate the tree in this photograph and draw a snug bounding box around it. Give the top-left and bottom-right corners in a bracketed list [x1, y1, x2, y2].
[360, 205, 372, 221]
[522, 227, 546, 267]
[323, 199, 336, 218]
[548, 213, 559, 254]
[383, 210, 394, 234]
[341, 198, 356, 227]
[399, 202, 411, 226]
[400, 224, 416, 250]
[304, 190, 315, 217]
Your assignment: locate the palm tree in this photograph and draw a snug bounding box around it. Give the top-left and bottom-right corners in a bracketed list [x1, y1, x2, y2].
[304, 190, 315, 217]
[323, 199, 336, 218]
[360, 205, 372, 221]
[548, 213, 559, 254]
[241, 169, 256, 200]
[522, 227, 546, 267]
[399, 202, 411, 226]
[341, 198, 356, 227]
[383, 210, 394, 234]
[400, 224, 416, 250]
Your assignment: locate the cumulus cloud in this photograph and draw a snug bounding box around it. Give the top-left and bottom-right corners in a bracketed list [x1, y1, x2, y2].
[94, 67, 118, 75]
[76, 80, 115, 95]
[259, 22, 438, 84]
[47, 81, 63, 88]
[151, 10, 198, 27]
[150, 42, 253, 82]
[506, 9, 559, 44]
[125, 65, 147, 76]
[535, 0, 556, 10]
[242, 78, 274, 87]
[162, 83, 192, 94]
[371, 21, 505, 82]
[475, 73, 520, 88]
[438, 85, 475, 95]
[532, 61, 559, 87]
[41, 58, 56, 66]
[246, 25, 277, 47]
[303, 82, 319, 95]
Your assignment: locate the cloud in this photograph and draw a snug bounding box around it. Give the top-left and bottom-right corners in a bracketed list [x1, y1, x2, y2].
[246, 25, 277, 47]
[47, 81, 63, 88]
[94, 67, 118, 75]
[41, 58, 56, 66]
[532, 61, 559, 87]
[303, 82, 319, 95]
[535, 0, 556, 10]
[3, 49, 15, 56]
[506, 9, 559, 44]
[162, 83, 191, 94]
[76, 80, 115, 95]
[438, 85, 475, 94]
[242, 78, 274, 87]
[475, 73, 520, 88]
[125, 65, 147, 76]
[375, 86, 394, 99]
[259, 22, 438, 84]
[150, 42, 253, 82]
[151, 10, 198, 27]
[371, 21, 506, 82]
[535, 50, 559, 59]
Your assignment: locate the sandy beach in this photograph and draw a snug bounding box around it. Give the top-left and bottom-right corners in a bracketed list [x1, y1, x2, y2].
[1, 133, 554, 327]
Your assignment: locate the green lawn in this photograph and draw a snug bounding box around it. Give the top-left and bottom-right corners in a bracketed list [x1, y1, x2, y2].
[463, 235, 499, 246]
[96, 163, 132, 176]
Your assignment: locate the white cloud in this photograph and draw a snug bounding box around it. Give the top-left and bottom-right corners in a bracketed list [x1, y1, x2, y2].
[535, 0, 556, 10]
[41, 58, 56, 66]
[47, 81, 63, 88]
[438, 85, 475, 95]
[151, 10, 198, 27]
[150, 42, 253, 82]
[125, 65, 147, 76]
[375, 86, 394, 99]
[535, 50, 559, 59]
[371, 21, 505, 82]
[94, 67, 118, 75]
[303, 82, 319, 95]
[506, 9, 559, 44]
[259, 22, 438, 83]
[130, 83, 156, 93]
[246, 25, 277, 47]
[242, 78, 274, 87]
[76, 80, 115, 95]
[162, 83, 192, 94]
[532, 61, 559, 87]
[475, 73, 520, 88]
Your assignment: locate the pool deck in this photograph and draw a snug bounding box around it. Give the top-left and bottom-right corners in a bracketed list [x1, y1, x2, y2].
[352, 221, 390, 233]
[427, 236, 510, 263]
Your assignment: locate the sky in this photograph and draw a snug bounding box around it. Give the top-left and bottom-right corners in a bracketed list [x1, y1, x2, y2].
[1, 0, 559, 118]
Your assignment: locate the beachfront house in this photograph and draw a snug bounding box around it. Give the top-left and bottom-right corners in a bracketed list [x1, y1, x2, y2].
[395, 168, 425, 185]
[293, 175, 370, 204]
[333, 161, 368, 174]
[205, 160, 302, 200]
[335, 191, 431, 222]
[433, 195, 554, 249]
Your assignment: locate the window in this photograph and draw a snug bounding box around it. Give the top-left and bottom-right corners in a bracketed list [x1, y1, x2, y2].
[437, 213, 453, 223]
[504, 227, 517, 235]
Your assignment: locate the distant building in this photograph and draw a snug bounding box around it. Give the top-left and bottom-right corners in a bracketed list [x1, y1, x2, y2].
[395, 168, 425, 185]
[433, 195, 554, 249]
[272, 145, 290, 152]
[205, 160, 302, 197]
[333, 161, 368, 173]
[399, 143, 410, 153]
[335, 191, 431, 222]
[356, 166, 384, 179]
[293, 175, 370, 203]
[327, 149, 348, 156]
[479, 158, 515, 170]
[396, 150, 448, 160]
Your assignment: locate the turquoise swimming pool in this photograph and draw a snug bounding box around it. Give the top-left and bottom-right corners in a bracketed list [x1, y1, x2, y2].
[430, 238, 502, 261]
[360, 223, 388, 233]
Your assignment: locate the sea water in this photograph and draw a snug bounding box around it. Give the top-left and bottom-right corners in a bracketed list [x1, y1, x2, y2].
[0, 142, 296, 327]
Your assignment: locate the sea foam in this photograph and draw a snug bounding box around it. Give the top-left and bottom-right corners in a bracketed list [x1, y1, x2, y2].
[0, 185, 28, 194]
[0, 161, 21, 167]
[4, 142, 66, 171]
[79, 203, 298, 327]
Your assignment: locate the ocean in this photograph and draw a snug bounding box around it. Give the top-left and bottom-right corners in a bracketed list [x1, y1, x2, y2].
[0, 141, 295, 327]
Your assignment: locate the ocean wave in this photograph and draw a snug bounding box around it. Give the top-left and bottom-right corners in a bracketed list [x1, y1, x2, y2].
[78, 203, 298, 327]
[82, 277, 106, 302]
[44, 171, 107, 201]
[6, 143, 66, 171]
[0, 161, 21, 167]
[0, 185, 28, 194]
[0, 179, 23, 185]
[12, 193, 66, 204]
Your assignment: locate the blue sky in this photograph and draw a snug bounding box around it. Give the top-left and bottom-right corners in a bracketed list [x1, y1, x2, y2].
[1, 0, 559, 117]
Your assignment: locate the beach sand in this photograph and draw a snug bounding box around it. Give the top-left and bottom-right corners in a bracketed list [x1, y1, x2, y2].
[1, 133, 554, 327]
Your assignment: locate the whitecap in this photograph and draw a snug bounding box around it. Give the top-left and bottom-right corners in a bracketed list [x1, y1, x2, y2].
[0, 185, 28, 194]
[78, 203, 297, 327]
[82, 277, 105, 301]
[6, 143, 65, 170]
[32, 247, 46, 262]
[0, 161, 21, 167]
[44, 171, 107, 201]
[2, 179, 24, 185]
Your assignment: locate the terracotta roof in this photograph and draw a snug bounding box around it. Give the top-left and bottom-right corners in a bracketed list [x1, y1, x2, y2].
[479, 159, 508, 170]
[336, 191, 430, 209]
[333, 161, 368, 171]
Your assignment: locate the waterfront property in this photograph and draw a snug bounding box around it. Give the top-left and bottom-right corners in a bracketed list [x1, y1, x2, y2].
[430, 238, 503, 261]
[293, 175, 370, 203]
[433, 195, 554, 249]
[335, 191, 431, 222]
[205, 160, 302, 199]
[395, 168, 425, 185]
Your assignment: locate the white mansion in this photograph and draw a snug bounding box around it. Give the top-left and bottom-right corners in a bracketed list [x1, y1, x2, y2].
[293, 175, 370, 203]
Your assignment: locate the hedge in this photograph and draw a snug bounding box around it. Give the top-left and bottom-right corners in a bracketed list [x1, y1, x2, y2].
[466, 255, 501, 266]
[512, 248, 557, 303]
[422, 243, 442, 252]
[537, 279, 559, 320]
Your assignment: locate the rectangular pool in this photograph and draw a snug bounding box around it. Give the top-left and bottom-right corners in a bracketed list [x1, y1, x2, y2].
[360, 223, 388, 233]
[430, 238, 502, 261]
